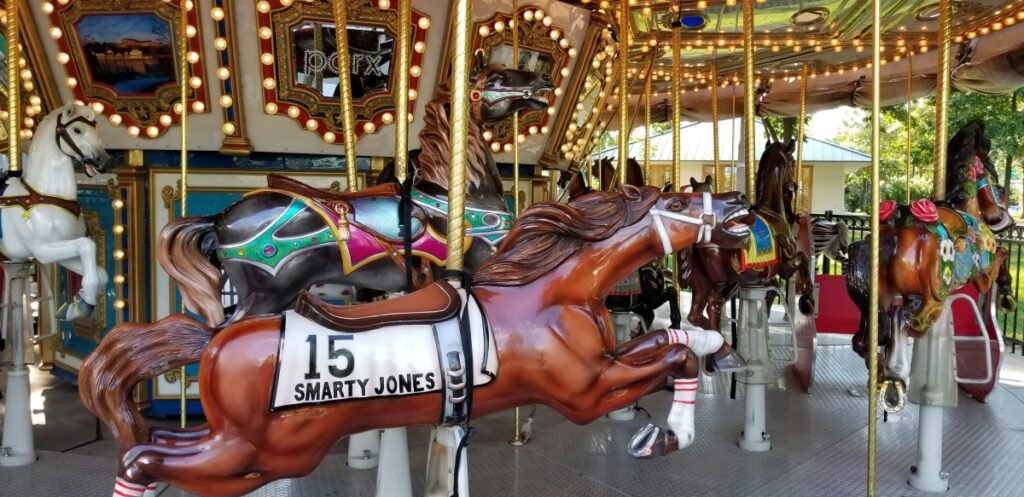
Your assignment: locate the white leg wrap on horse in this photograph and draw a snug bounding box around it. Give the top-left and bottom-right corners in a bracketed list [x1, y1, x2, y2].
[666, 327, 724, 357]
[112, 478, 146, 497]
[668, 378, 698, 448]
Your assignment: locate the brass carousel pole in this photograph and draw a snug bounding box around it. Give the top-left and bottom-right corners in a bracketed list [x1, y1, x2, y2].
[394, 0, 412, 183]
[796, 63, 808, 213]
[932, 0, 952, 201]
[711, 56, 722, 191]
[333, 0, 359, 191]
[867, 0, 882, 494]
[671, 12, 682, 191]
[6, 0, 18, 175]
[178, 0, 190, 429]
[742, 0, 756, 202]
[618, 0, 629, 188]
[446, 0, 472, 275]
[906, 56, 913, 204]
[731, 84, 737, 190]
[512, 0, 521, 215]
[643, 55, 652, 184]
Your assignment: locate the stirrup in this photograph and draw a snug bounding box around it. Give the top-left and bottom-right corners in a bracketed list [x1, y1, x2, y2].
[627, 423, 678, 459]
[56, 293, 95, 322]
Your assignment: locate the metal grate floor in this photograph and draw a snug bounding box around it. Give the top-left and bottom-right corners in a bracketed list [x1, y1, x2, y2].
[3, 342, 1024, 496]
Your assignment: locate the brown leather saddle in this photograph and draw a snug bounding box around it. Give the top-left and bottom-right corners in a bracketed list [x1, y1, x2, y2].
[267, 174, 402, 201]
[295, 280, 461, 332]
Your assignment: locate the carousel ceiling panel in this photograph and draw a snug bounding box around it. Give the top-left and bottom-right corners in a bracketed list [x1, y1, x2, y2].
[1, 0, 61, 150]
[43, 0, 210, 139]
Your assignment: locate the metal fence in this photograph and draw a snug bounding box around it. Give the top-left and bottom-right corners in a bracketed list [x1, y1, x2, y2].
[810, 211, 1024, 355]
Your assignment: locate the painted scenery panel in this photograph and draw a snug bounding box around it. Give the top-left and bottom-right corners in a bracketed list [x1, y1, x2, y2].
[489, 45, 554, 76]
[75, 14, 176, 96]
[290, 22, 393, 100]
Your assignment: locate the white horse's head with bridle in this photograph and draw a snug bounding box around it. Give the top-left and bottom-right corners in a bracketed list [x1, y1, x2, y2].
[0, 103, 110, 321]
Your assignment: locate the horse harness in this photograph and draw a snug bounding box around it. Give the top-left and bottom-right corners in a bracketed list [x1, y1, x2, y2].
[650, 192, 717, 255]
[54, 113, 99, 167]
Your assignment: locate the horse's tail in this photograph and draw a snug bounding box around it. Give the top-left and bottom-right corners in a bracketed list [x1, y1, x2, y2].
[158, 216, 224, 324]
[78, 315, 214, 450]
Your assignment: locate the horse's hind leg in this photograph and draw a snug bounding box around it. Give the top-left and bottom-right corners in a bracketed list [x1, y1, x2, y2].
[119, 436, 267, 497]
[34, 238, 108, 320]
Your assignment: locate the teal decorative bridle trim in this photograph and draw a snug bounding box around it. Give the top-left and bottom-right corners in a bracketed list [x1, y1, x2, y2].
[216, 199, 336, 273]
[411, 189, 513, 245]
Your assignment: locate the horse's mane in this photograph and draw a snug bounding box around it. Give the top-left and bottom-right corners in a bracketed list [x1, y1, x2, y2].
[946, 119, 995, 202]
[755, 141, 793, 212]
[474, 186, 660, 286]
[416, 85, 489, 189]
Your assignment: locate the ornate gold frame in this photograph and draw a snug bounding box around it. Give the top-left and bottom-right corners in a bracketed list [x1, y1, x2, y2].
[47, 0, 209, 137]
[0, 0, 60, 152]
[257, 0, 429, 142]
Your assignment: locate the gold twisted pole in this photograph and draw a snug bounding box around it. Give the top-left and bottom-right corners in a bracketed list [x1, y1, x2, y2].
[618, 0, 629, 188]
[178, 0, 191, 429]
[731, 84, 737, 190]
[333, 1, 359, 191]
[7, 0, 19, 173]
[867, 0, 882, 495]
[671, 19, 682, 191]
[643, 54, 652, 184]
[797, 63, 808, 213]
[932, 0, 952, 200]
[906, 56, 913, 205]
[742, 0, 756, 202]
[512, 0, 521, 215]
[394, 0, 411, 183]
[711, 56, 722, 191]
[446, 0, 472, 274]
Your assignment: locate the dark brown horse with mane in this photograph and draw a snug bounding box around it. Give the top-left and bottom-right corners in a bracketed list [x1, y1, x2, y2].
[680, 141, 815, 338]
[81, 187, 752, 496]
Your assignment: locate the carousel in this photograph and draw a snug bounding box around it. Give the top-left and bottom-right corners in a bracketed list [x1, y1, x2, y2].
[1, 0, 1024, 496]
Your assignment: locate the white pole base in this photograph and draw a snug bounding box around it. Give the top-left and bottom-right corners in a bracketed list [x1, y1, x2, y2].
[347, 430, 381, 469]
[738, 384, 771, 452]
[424, 426, 469, 497]
[908, 405, 948, 492]
[375, 428, 412, 497]
[1, 368, 36, 467]
[607, 405, 636, 421]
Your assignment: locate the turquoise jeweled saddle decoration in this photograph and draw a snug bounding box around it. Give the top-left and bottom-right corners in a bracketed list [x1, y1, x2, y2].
[410, 189, 514, 246]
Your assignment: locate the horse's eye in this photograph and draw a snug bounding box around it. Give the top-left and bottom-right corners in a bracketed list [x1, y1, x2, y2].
[73, 127, 82, 135]
[665, 198, 684, 212]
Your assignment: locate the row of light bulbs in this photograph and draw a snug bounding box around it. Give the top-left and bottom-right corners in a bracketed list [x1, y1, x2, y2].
[111, 194, 128, 312]
[4, 51, 45, 141]
[561, 28, 617, 159]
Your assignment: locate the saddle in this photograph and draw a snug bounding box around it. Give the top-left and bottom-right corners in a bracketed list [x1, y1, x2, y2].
[295, 280, 461, 332]
[266, 174, 401, 201]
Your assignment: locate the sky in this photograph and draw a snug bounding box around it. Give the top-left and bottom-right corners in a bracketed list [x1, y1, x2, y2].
[808, 106, 866, 142]
[75, 14, 169, 44]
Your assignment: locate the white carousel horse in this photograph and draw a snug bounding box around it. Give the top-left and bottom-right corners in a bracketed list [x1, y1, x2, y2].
[0, 104, 111, 321]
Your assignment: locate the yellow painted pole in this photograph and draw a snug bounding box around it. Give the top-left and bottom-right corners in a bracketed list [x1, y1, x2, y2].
[906, 56, 913, 205]
[796, 63, 808, 213]
[867, 0, 882, 495]
[742, 0, 756, 202]
[6, 0, 19, 173]
[178, 0, 190, 429]
[643, 56, 652, 184]
[712, 57, 722, 191]
[671, 21, 682, 191]
[513, 0, 521, 215]
[932, 0, 952, 201]
[394, 0, 411, 183]
[446, 0, 472, 275]
[618, 0, 629, 187]
[333, 1, 359, 191]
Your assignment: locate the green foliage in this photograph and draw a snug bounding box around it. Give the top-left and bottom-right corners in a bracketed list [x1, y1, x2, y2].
[836, 90, 1022, 212]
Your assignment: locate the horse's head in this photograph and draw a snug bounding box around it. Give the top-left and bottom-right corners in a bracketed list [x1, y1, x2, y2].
[648, 186, 752, 254]
[947, 120, 1014, 233]
[557, 168, 590, 200]
[756, 140, 797, 220]
[39, 104, 110, 177]
[470, 52, 554, 123]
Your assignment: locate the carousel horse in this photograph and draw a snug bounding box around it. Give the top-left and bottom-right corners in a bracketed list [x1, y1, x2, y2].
[679, 142, 816, 340]
[81, 186, 754, 496]
[158, 53, 552, 324]
[810, 217, 850, 266]
[0, 104, 111, 321]
[846, 120, 1015, 405]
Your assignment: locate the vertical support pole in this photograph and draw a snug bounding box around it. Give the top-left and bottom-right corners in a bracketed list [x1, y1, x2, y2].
[643, 56, 652, 184]
[618, 0, 629, 187]
[446, 0, 472, 276]
[796, 63, 808, 213]
[671, 19, 682, 191]
[932, 0, 952, 201]
[731, 84, 738, 191]
[178, 0, 191, 429]
[512, 0, 521, 215]
[333, 0, 359, 191]
[6, 0, 19, 174]
[1, 263, 35, 467]
[742, 0, 756, 202]
[867, 0, 883, 495]
[394, 0, 412, 184]
[711, 57, 722, 192]
[906, 56, 913, 205]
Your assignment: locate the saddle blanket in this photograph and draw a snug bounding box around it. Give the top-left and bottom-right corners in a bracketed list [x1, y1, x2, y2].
[740, 214, 778, 270]
[271, 290, 499, 410]
[610, 271, 642, 297]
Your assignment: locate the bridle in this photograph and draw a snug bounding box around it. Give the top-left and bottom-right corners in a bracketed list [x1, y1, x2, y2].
[55, 112, 98, 164]
[649, 191, 716, 255]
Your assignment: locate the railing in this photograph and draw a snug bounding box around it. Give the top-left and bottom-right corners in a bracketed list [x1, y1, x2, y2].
[810, 211, 1024, 356]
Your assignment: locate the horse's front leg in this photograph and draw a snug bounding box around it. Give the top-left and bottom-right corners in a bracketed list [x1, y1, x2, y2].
[32, 237, 108, 320]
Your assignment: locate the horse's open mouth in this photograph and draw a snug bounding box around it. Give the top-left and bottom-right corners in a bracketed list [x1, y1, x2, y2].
[84, 160, 99, 178]
[723, 209, 751, 234]
[530, 87, 553, 104]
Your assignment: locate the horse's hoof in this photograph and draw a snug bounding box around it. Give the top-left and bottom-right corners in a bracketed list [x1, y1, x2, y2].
[56, 295, 94, 322]
[627, 423, 679, 459]
[999, 292, 1017, 313]
[709, 346, 747, 373]
[798, 295, 815, 315]
[878, 379, 906, 413]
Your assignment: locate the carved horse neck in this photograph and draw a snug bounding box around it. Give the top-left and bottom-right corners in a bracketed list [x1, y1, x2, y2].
[23, 114, 79, 199]
[954, 196, 983, 219]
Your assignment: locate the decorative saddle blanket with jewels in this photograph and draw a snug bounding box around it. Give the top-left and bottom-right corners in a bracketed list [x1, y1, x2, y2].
[270, 290, 499, 410]
[739, 214, 778, 270]
[610, 271, 642, 297]
[918, 207, 997, 291]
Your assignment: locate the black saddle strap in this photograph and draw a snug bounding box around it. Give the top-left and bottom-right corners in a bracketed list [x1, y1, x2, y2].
[450, 426, 476, 497]
[399, 177, 415, 292]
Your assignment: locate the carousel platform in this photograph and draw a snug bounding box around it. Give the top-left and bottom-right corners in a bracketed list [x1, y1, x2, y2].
[3, 323, 1024, 496]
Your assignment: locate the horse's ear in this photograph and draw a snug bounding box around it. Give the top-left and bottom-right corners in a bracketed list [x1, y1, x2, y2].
[61, 103, 76, 120]
[622, 184, 641, 200]
[663, 182, 673, 192]
[765, 139, 772, 151]
[786, 140, 796, 154]
[704, 174, 713, 184]
[689, 177, 699, 187]
[471, 50, 487, 80]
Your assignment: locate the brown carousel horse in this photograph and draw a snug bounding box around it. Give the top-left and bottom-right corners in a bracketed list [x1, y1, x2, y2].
[680, 142, 815, 338]
[846, 120, 1015, 406]
[80, 187, 752, 497]
[157, 53, 550, 325]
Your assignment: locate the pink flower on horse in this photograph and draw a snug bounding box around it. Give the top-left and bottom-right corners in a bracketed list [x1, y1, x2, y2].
[910, 199, 939, 223]
[878, 200, 898, 222]
[968, 156, 986, 182]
